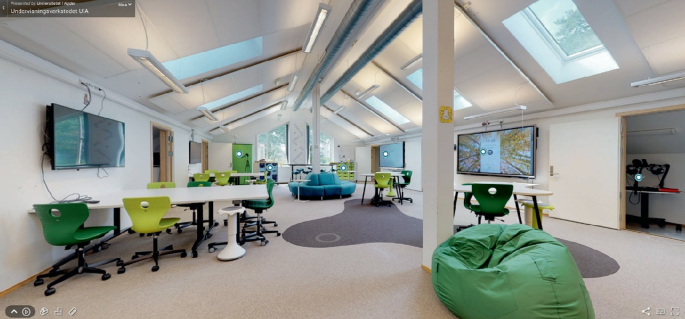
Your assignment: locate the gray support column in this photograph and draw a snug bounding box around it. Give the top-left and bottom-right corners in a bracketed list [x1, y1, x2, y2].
[312, 83, 321, 173]
[422, 0, 455, 269]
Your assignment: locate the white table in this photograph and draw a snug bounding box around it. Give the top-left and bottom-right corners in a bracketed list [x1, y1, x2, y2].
[29, 185, 268, 257]
[360, 173, 403, 204]
[627, 189, 681, 229]
[292, 179, 310, 202]
[453, 183, 553, 230]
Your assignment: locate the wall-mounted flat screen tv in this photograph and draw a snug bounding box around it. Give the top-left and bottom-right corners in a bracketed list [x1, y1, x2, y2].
[46, 103, 125, 170]
[379, 142, 405, 168]
[189, 141, 202, 164]
[457, 126, 536, 178]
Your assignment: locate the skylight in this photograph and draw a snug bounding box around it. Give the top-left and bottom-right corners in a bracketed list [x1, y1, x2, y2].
[163, 37, 263, 80]
[199, 85, 263, 111]
[365, 96, 410, 125]
[406, 68, 473, 110]
[503, 0, 618, 84]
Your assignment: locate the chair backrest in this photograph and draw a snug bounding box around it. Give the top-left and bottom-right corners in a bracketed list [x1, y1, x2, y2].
[471, 184, 513, 214]
[463, 192, 474, 210]
[374, 173, 392, 187]
[122, 197, 171, 234]
[215, 171, 232, 185]
[401, 170, 412, 184]
[263, 170, 270, 180]
[266, 179, 275, 207]
[188, 181, 212, 187]
[33, 203, 89, 246]
[193, 173, 211, 182]
[147, 182, 176, 189]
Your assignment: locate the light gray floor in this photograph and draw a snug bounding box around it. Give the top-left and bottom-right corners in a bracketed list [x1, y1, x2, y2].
[2, 185, 684, 319]
[627, 221, 685, 241]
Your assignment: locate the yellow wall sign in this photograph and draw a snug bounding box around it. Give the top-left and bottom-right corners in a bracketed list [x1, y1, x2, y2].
[439, 106, 452, 123]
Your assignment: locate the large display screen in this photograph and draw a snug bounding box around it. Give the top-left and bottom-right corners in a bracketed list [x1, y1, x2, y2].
[189, 142, 202, 164]
[457, 126, 535, 178]
[47, 103, 125, 170]
[379, 142, 405, 168]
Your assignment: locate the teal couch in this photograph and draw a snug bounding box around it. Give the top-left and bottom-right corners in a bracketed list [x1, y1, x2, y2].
[288, 173, 356, 199]
[432, 224, 594, 319]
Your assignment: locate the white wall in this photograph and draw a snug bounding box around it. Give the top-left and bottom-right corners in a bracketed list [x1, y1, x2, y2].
[0, 56, 202, 291]
[626, 153, 685, 224]
[208, 142, 233, 172]
[404, 137, 422, 191]
[355, 146, 372, 178]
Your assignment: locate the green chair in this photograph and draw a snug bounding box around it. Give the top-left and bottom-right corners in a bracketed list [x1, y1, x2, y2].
[373, 173, 393, 207]
[254, 170, 269, 185]
[215, 171, 232, 186]
[147, 182, 176, 189]
[193, 173, 211, 182]
[392, 170, 413, 204]
[469, 184, 513, 224]
[33, 203, 122, 296]
[228, 170, 239, 185]
[205, 170, 218, 183]
[122, 197, 187, 272]
[174, 181, 215, 233]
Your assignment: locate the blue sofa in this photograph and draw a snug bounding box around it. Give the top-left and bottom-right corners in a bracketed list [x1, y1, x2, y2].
[288, 173, 356, 199]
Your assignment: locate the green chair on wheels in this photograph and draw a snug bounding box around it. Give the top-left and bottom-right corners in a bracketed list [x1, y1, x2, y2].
[174, 181, 216, 233]
[215, 171, 232, 186]
[392, 170, 413, 205]
[254, 170, 269, 185]
[373, 173, 393, 207]
[193, 173, 211, 182]
[468, 184, 513, 224]
[121, 196, 187, 272]
[147, 182, 176, 189]
[32, 203, 123, 296]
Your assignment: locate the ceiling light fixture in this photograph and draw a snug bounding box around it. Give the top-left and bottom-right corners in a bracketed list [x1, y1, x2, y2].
[127, 49, 189, 94]
[220, 126, 230, 133]
[355, 84, 380, 99]
[464, 105, 526, 120]
[277, 114, 282, 121]
[631, 70, 685, 87]
[287, 74, 299, 92]
[400, 54, 423, 70]
[303, 3, 333, 53]
[333, 105, 345, 115]
[627, 128, 676, 137]
[197, 106, 219, 121]
[280, 101, 288, 110]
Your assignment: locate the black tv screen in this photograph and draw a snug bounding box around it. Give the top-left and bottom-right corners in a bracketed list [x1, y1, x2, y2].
[46, 103, 125, 170]
[379, 142, 405, 168]
[189, 142, 202, 164]
[457, 126, 536, 178]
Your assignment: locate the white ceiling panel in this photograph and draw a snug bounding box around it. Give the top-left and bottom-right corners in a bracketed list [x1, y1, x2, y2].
[454, 44, 509, 84]
[150, 95, 187, 114]
[644, 37, 685, 76]
[623, 0, 685, 49]
[206, 0, 260, 46]
[613, 0, 669, 18]
[260, 0, 320, 36]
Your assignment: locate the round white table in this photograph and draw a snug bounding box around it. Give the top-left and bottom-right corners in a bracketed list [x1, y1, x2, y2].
[217, 206, 246, 261]
[292, 179, 310, 202]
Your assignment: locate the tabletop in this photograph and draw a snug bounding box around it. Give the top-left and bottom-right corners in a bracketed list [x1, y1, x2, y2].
[361, 172, 403, 177]
[189, 172, 264, 178]
[28, 185, 269, 213]
[454, 183, 553, 196]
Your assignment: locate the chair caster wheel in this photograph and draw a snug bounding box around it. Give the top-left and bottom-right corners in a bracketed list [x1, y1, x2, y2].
[208, 247, 216, 253]
[274, 223, 278, 227]
[224, 220, 228, 226]
[261, 240, 269, 246]
[177, 229, 183, 234]
[166, 229, 172, 234]
[116, 260, 124, 267]
[128, 229, 135, 234]
[214, 222, 219, 227]
[102, 273, 111, 281]
[45, 288, 56, 296]
[34, 279, 44, 286]
[277, 232, 281, 237]
[180, 252, 187, 258]
[139, 234, 144, 237]
[117, 267, 126, 274]
[192, 251, 198, 258]
[151, 266, 159, 272]
[132, 255, 138, 260]
[93, 246, 101, 253]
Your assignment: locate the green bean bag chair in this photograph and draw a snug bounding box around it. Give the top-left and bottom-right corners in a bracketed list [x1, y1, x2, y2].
[432, 224, 594, 319]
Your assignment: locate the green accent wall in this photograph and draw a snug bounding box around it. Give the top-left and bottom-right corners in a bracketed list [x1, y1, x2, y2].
[232, 144, 253, 185]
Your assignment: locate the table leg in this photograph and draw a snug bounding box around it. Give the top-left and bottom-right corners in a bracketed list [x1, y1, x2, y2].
[453, 192, 458, 217]
[532, 196, 543, 230]
[191, 203, 205, 258]
[208, 201, 215, 230]
[513, 194, 522, 224]
[113, 208, 121, 235]
[361, 176, 368, 204]
[640, 192, 650, 229]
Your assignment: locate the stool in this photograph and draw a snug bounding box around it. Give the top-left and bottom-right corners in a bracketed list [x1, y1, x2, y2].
[518, 200, 554, 230]
[209, 206, 246, 261]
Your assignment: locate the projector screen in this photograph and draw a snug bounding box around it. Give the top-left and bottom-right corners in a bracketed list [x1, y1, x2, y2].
[379, 142, 405, 168]
[457, 126, 536, 178]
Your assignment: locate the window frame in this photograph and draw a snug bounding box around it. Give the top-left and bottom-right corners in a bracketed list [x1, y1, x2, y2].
[256, 123, 289, 164]
[306, 124, 334, 165]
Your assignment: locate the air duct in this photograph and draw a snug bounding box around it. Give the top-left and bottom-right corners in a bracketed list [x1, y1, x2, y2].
[292, 0, 380, 111]
[321, 0, 422, 105]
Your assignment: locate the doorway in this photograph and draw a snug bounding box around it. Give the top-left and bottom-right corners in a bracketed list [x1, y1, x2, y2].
[202, 139, 209, 173]
[151, 122, 174, 183]
[620, 106, 685, 241]
[371, 145, 380, 174]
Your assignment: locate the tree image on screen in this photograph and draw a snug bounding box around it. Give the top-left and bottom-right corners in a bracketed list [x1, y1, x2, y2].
[458, 128, 533, 176]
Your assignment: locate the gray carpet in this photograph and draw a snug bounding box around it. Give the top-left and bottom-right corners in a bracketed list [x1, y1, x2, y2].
[556, 238, 620, 278]
[283, 199, 423, 248]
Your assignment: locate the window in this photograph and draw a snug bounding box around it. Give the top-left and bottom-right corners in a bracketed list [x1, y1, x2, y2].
[503, 0, 619, 83]
[365, 96, 411, 125]
[307, 125, 333, 164]
[199, 85, 262, 111]
[257, 124, 289, 165]
[406, 69, 473, 110]
[162, 36, 263, 80]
